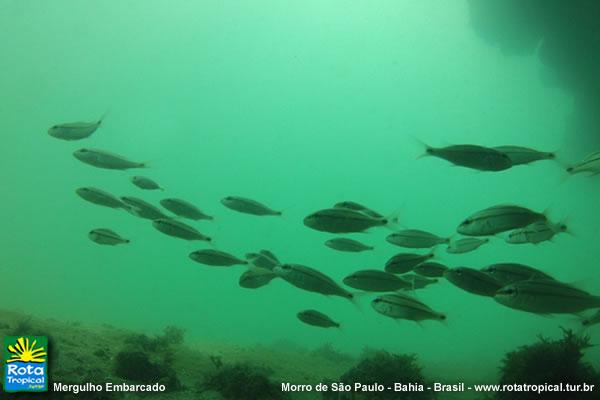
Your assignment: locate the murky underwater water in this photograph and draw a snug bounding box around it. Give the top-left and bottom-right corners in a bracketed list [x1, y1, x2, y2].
[2, 1, 600, 398]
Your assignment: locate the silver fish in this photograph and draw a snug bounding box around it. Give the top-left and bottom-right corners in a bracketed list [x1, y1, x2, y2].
[457, 204, 546, 236]
[131, 176, 163, 191]
[333, 201, 383, 218]
[152, 219, 211, 242]
[189, 249, 247, 266]
[413, 262, 448, 278]
[446, 238, 489, 254]
[506, 220, 567, 245]
[161, 198, 213, 221]
[88, 228, 129, 245]
[221, 196, 281, 216]
[444, 267, 503, 297]
[384, 252, 434, 274]
[495, 279, 600, 314]
[423, 144, 512, 171]
[567, 151, 600, 175]
[239, 268, 277, 289]
[245, 250, 280, 271]
[297, 310, 340, 329]
[481, 263, 554, 285]
[48, 117, 103, 141]
[76, 187, 127, 209]
[121, 197, 167, 220]
[325, 238, 374, 252]
[73, 148, 146, 170]
[274, 264, 353, 301]
[386, 229, 448, 248]
[493, 146, 555, 166]
[304, 208, 394, 233]
[343, 269, 411, 292]
[372, 292, 446, 322]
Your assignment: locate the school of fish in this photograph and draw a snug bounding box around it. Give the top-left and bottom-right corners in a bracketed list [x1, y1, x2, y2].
[50, 118, 600, 330]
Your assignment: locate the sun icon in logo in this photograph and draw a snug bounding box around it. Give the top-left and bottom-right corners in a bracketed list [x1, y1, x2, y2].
[7, 337, 47, 363]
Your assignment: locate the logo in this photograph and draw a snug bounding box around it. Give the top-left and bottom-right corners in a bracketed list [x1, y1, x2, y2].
[3, 336, 48, 393]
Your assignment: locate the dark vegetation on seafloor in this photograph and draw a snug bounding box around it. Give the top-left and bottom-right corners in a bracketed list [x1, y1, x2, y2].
[113, 325, 185, 390]
[199, 362, 288, 400]
[321, 350, 429, 400]
[468, 0, 600, 146]
[496, 329, 600, 400]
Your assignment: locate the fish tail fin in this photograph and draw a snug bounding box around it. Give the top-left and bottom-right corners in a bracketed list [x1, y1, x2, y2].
[551, 150, 563, 165]
[349, 292, 367, 312]
[428, 248, 437, 260]
[97, 109, 111, 128]
[410, 135, 433, 159]
[385, 214, 401, 230]
[557, 216, 574, 238]
[384, 205, 405, 230]
[439, 313, 450, 328]
[557, 168, 572, 185]
[552, 148, 576, 180]
[541, 203, 556, 220]
[99, 110, 109, 124]
[206, 237, 218, 249]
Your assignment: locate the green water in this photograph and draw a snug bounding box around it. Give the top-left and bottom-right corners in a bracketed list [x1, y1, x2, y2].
[2, 0, 599, 389]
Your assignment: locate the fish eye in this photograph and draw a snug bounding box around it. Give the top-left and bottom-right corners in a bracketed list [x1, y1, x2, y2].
[455, 270, 463, 275]
[462, 219, 471, 225]
[80, 149, 88, 153]
[373, 298, 381, 303]
[501, 288, 516, 295]
[51, 125, 58, 129]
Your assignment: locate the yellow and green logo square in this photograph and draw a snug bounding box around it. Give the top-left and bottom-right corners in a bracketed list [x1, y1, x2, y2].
[3, 336, 48, 393]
